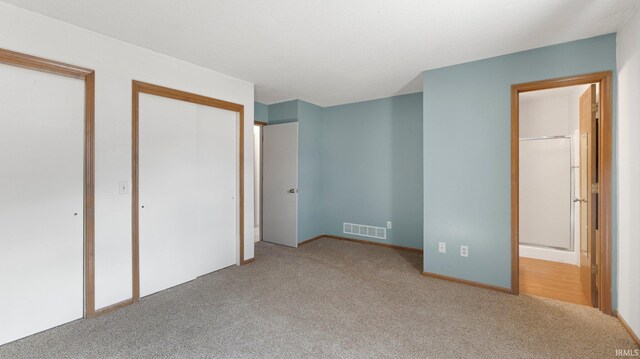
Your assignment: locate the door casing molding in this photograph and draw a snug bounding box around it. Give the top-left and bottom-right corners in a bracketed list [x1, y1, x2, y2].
[0, 48, 96, 318]
[511, 71, 613, 315]
[253, 120, 267, 245]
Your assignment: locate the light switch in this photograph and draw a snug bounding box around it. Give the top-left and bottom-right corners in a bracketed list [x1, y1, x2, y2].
[118, 180, 129, 195]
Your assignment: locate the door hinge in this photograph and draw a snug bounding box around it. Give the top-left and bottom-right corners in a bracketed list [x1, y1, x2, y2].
[591, 264, 598, 275]
[591, 183, 599, 194]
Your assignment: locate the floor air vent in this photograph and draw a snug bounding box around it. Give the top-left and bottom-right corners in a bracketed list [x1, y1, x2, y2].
[343, 222, 386, 240]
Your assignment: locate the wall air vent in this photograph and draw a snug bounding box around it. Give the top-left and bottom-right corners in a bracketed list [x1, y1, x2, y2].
[343, 222, 387, 240]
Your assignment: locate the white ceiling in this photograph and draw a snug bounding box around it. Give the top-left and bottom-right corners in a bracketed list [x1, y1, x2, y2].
[2, 0, 637, 106]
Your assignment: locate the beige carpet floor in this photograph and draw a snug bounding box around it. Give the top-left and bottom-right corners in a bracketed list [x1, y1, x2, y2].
[0, 237, 636, 358]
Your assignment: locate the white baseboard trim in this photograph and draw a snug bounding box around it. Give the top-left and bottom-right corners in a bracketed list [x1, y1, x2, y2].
[519, 244, 579, 265]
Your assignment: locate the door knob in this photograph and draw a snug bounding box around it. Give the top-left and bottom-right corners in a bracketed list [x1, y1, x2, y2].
[573, 197, 586, 203]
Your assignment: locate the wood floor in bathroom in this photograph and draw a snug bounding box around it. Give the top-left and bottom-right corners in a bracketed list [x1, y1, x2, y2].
[519, 257, 591, 306]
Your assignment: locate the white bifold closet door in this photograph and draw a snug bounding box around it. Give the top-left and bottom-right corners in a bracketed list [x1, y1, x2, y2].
[0, 64, 85, 345]
[139, 93, 238, 298]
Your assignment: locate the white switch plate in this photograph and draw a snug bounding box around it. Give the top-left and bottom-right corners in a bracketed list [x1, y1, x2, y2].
[118, 180, 129, 195]
[438, 242, 446, 253]
[460, 245, 469, 257]
[387, 221, 392, 229]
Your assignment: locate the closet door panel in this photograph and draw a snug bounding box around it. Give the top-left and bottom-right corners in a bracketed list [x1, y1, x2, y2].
[0, 64, 84, 345]
[140, 94, 199, 297]
[139, 94, 237, 298]
[191, 105, 237, 276]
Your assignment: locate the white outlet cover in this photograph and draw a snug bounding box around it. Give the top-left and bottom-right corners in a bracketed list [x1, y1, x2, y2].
[387, 221, 392, 229]
[460, 245, 469, 257]
[438, 242, 446, 253]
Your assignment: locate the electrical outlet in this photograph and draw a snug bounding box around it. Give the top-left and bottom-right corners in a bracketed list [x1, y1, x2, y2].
[438, 242, 446, 253]
[460, 245, 469, 257]
[387, 221, 392, 229]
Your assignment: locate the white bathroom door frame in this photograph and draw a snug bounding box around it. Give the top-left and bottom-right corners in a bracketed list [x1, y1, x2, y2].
[132, 81, 247, 303]
[262, 122, 299, 248]
[0, 48, 96, 344]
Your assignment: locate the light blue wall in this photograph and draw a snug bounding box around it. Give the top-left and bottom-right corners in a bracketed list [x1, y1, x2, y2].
[298, 101, 324, 242]
[262, 94, 423, 248]
[268, 100, 298, 124]
[259, 100, 325, 242]
[422, 34, 617, 296]
[322, 93, 424, 249]
[255, 102, 268, 123]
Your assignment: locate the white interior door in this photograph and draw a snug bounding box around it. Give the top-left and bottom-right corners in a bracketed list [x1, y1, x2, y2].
[0, 64, 85, 345]
[262, 122, 298, 247]
[139, 93, 238, 298]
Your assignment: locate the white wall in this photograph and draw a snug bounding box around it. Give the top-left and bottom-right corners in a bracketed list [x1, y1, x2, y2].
[520, 95, 573, 138]
[0, 3, 255, 310]
[519, 88, 584, 264]
[617, 4, 640, 341]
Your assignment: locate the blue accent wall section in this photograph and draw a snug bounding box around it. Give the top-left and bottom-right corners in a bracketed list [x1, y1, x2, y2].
[422, 34, 617, 294]
[255, 102, 268, 123]
[260, 99, 324, 243]
[262, 94, 424, 248]
[297, 101, 324, 242]
[268, 100, 299, 124]
[322, 93, 424, 249]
